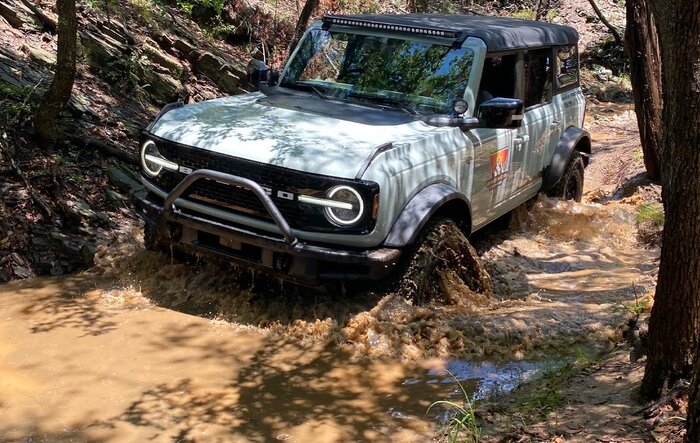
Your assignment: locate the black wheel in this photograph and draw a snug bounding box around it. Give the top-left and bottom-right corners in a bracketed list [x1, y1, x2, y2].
[396, 217, 492, 305]
[548, 151, 584, 202]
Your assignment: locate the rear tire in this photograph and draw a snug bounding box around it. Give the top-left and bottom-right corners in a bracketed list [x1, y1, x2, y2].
[396, 217, 492, 305]
[548, 151, 584, 202]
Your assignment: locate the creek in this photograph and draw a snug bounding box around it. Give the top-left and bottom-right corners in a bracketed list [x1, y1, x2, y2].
[0, 190, 657, 441]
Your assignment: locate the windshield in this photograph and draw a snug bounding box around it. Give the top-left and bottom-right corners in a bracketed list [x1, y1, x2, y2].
[280, 29, 474, 115]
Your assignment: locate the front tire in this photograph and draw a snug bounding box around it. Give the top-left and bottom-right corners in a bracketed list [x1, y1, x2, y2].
[548, 151, 585, 202]
[396, 218, 492, 305]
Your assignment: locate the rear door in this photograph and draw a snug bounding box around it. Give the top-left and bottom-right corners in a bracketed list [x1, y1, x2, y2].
[511, 48, 560, 195]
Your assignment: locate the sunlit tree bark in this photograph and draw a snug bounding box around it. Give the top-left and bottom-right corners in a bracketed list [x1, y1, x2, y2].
[640, 0, 700, 407]
[289, 0, 319, 55]
[33, 0, 77, 143]
[625, 0, 662, 181]
[588, 0, 623, 45]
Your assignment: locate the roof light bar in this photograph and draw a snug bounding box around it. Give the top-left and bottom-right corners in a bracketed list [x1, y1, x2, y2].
[322, 16, 465, 44]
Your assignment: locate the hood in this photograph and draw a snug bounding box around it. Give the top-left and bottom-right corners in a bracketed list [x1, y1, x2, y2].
[149, 92, 444, 179]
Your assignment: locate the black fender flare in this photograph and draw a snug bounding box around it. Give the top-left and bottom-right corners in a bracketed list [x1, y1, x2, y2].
[383, 183, 471, 248]
[541, 126, 591, 192]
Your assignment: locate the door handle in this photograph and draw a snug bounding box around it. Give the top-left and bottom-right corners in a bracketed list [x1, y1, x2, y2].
[549, 120, 560, 129]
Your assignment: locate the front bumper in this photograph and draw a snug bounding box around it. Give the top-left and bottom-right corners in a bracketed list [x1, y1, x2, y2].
[131, 169, 401, 284]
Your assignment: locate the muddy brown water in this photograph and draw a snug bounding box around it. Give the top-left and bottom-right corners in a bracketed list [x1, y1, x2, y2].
[0, 190, 658, 441]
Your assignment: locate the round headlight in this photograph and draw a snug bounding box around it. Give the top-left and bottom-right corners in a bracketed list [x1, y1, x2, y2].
[140, 140, 163, 177]
[324, 186, 364, 226]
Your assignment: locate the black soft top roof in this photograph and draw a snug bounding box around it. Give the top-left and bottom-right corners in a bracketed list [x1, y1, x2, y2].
[324, 14, 579, 52]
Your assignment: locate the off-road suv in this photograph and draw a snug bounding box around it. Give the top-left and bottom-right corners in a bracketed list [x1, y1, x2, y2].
[133, 14, 590, 285]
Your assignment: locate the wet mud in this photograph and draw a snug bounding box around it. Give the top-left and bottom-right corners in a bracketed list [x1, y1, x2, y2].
[87, 194, 657, 363]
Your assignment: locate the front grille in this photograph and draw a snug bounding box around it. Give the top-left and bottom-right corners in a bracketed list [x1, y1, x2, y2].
[147, 135, 378, 234]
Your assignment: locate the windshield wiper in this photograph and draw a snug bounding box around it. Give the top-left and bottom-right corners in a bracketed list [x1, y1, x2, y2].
[345, 92, 419, 116]
[282, 81, 330, 100]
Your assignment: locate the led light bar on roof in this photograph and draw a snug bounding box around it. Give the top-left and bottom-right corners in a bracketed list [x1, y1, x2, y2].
[322, 16, 465, 45]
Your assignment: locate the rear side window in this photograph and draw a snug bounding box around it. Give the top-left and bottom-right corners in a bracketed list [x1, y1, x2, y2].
[524, 49, 552, 107]
[556, 45, 579, 89]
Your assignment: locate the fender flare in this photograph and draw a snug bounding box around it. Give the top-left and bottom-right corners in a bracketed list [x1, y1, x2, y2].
[383, 183, 471, 248]
[541, 126, 591, 192]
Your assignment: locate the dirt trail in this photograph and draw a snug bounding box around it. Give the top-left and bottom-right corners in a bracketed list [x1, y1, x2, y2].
[0, 106, 659, 441]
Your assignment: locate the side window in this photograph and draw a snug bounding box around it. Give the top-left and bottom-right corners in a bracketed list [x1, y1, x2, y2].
[477, 54, 518, 107]
[524, 49, 552, 107]
[556, 45, 579, 89]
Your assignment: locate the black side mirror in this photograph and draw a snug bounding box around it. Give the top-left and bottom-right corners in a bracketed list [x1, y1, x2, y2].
[267, 69, 280, 85]
[247, 59, 275, 86]
[478, 98, 524, 128]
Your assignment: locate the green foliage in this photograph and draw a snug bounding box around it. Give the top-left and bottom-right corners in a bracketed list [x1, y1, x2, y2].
[614, 297, 651, 316]
[177, 0, 227, 16]
[0, 82, 40, 125]
[204, 22, 238, 39]
[427, 371, 481, 443]
[129, 0, 157, 26]
[512, 8, 536, 20]
[414, 0, 457, 14]
[82, 0, 119, 11]
[335, 0, 382, 14]
[636, 203, 664, 228]
[545, 9, 558, 22]
[175, 0, 195, 13]
[515, 350, 599, 421]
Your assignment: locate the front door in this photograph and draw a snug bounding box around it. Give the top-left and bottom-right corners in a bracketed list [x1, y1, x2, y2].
[467, 128, 515, 230]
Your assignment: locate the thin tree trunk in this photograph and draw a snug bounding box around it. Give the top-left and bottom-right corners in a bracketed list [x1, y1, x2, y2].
[33, 0, 77, 143]
[587, 0, 623, 45]
[640, 0, 700, 403]
[535, 0, 551, 21]
[289, 0, 319, 56]
[624, 0, 662, 181]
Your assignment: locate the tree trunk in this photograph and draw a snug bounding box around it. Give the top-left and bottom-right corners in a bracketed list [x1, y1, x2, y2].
[690, 352, 700, 441]
[535, 0, 551, 21]
[640, 0, 700, 404]
[624, 0, 662, 181]
[289, 0, 319, 56]
[587, 0, 623, 45]
[33, 0, 77, 143]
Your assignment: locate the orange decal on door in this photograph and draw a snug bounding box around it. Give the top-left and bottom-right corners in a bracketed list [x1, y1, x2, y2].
[486, 147, 510, 189]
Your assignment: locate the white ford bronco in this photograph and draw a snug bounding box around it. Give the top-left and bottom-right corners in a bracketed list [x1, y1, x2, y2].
[133, 14, 590, 286]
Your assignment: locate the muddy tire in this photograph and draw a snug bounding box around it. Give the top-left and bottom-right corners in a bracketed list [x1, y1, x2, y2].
[548, 151, 584, 202]
[396, 217, 492, 305]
